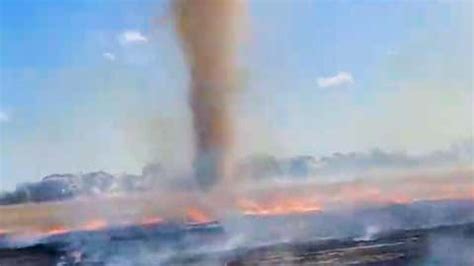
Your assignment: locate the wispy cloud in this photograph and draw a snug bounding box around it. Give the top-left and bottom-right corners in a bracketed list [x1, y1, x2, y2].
[103, 52, 116, 61]
[118, 30, 148, 45]
[317, 72, 354, 88]
[0, 110, 9, 123]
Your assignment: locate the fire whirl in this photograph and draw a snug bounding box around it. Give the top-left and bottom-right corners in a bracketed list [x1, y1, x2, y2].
[174, 0, 246, 190]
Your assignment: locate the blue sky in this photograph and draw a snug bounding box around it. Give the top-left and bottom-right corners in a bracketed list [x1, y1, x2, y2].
[0, 0, 472, 189]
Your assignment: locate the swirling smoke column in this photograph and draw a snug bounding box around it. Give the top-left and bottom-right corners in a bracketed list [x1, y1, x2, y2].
[174, 0, 245, 190]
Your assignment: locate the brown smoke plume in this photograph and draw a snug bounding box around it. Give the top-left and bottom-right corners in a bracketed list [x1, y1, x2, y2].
[173, 0, 245, 190]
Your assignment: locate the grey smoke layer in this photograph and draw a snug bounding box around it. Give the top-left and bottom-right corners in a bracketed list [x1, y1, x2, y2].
[0, 141, 471, 205]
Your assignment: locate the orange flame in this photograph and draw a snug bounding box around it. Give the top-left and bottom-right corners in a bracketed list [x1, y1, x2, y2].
[186, 207, 213, 223]
[82, 219, 107, 231]
[237, 198, 322, 216]
[140, 216, 164, 226]
[46, 226, 69, 236]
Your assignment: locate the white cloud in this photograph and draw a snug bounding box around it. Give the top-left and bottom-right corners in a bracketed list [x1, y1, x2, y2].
[118, 30, 148, 45]
[0, 110, 9, 123]
[317, 72, 354, 88]
[103, 52, 116, 61]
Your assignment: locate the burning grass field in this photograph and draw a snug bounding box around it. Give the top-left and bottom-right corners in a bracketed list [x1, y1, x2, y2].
[1, 166, 472, 243]
[1, 166, 472, 265]
[1, 0, 472, 265]
[1, 202, 473, 265]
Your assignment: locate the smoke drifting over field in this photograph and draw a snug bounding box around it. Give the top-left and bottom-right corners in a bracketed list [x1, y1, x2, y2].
[173, 0, 246, 190]
[1, 141, 472, 205]
[0, 146, 472, 265]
